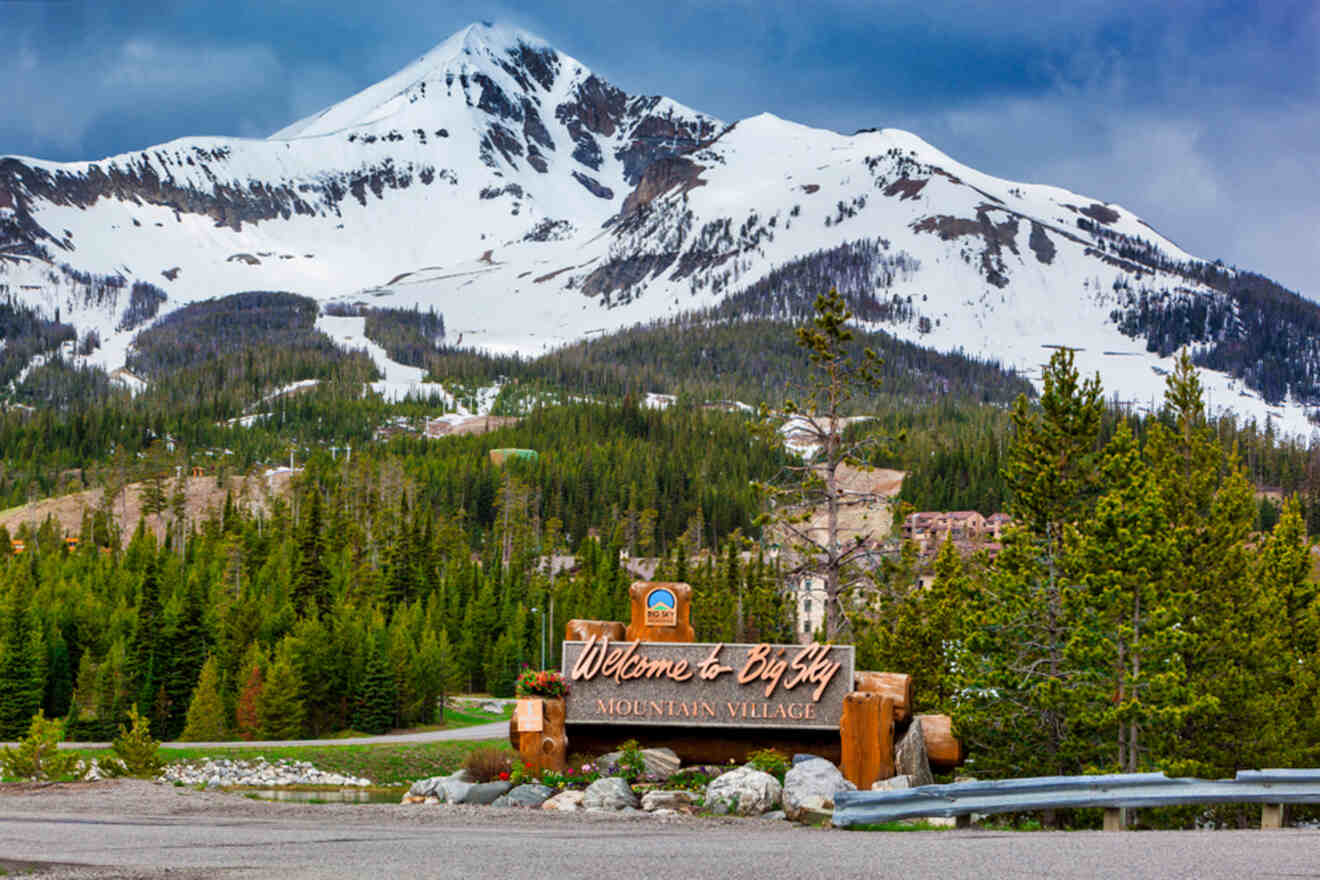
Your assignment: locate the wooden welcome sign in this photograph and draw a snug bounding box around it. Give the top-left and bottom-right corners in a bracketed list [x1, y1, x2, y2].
[511, 580, 957, 789]
[563, 638, 854, 729]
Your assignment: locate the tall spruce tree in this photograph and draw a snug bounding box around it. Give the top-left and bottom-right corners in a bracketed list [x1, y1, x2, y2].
[353, 639, 396, 735]
[0, 574, 43, 739]
[292, 487, 330, 617]
[1067, 421, 1187, 772]
[956, 349, 1103, 779]
[124, 557, 162, 732]
[163, 578, 208, 739]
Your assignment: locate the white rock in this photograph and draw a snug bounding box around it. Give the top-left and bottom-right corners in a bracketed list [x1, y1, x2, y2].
[542, 790, 584, 812]
[782, 758, 854, 821]
[704, 766, 782, 816]
[582, 777, 639, 811]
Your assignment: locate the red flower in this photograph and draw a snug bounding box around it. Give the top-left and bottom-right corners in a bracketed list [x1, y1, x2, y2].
[498, 771, 509, 780]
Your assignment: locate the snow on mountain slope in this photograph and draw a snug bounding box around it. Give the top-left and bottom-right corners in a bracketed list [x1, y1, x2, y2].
[1, 23, 1315, 436]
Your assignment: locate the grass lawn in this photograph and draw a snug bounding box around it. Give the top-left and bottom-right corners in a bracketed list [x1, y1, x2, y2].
[60, 739, 514, 785]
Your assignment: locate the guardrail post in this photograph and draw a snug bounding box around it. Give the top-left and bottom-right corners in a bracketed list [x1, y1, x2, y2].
[1103, 808, 1124, 831]
[1261, 804, 1284, 829]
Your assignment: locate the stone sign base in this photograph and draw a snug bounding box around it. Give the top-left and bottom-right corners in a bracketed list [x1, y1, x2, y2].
[562, 722, 846, 766]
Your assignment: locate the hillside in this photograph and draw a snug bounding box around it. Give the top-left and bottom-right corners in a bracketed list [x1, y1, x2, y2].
[0, 469, 297, 548]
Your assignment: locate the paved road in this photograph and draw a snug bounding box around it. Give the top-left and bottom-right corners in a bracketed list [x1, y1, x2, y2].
[1, 789, 1317, 880]
[6, 814, 1318, 879]
[43, 720, 510, 751]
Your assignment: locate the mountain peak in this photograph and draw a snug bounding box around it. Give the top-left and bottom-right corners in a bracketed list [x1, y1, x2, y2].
[269, 22, 560, 141]
[453, 20, 548, 55]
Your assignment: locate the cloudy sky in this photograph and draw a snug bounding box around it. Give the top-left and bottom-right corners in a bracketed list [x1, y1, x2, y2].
[3, 0, 1316, 296]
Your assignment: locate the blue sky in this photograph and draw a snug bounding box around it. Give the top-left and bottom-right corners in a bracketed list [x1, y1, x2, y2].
[3, 0, 1316, 296]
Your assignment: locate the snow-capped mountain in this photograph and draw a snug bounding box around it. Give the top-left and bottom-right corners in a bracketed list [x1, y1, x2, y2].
[1, 22, 1316, 434]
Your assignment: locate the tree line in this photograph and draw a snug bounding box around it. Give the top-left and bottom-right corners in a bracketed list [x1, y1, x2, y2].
[858, 350, 1320, 810]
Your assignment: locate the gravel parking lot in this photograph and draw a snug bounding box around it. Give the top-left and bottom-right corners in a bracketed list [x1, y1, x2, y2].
[2, 780, 1317, 880]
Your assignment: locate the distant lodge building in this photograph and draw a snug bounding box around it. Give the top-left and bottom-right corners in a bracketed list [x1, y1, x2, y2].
[902, 510, 1012, 553]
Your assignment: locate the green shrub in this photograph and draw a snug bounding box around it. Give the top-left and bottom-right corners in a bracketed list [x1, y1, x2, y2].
[666, 767, 716, 791]
[0, 711, 82, 781]
[616, 738, 645, 781]
[747, 748, 790, 783]
[109, 705, 162, 778]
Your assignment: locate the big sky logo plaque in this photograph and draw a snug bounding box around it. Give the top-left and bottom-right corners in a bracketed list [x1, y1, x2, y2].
[645, 586, 678, 627]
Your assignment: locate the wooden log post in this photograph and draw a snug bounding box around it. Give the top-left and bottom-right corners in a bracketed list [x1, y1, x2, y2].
[625, 581, 695, 643]
[1103, 808, 1125, 832]
[564, 620, 627, 642]
[853, 672, 913, 723]
[919, 714, 964, 769]
[512, 697, 567, 774]
[839, 692, 895, 790]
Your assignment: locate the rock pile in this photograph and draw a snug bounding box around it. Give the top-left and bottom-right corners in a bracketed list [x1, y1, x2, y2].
[400, 751, 875, 824]
[159, 758, 372, 788]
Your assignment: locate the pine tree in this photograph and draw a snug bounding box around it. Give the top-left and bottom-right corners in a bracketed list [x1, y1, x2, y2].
[180, 655, 228, 741]
[484, 631, 518, 699]
[1067, 421, 1186, 772]
[0, 583, 43, 740]
[164, 578, 208, 740]
[256, 641, 306, 740]
[292, 487, 330, 617]
[956, 349, 1104, 780]
[43, 631, 73, 720]
[124, 557, 162, 730]
[858, 538, 969, 715]
[353, 639, 396, 735]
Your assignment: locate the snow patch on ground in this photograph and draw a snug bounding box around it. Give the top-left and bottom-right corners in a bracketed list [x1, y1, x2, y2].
[314, 313, 454, 404]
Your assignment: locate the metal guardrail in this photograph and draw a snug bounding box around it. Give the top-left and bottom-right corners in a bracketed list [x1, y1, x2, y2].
[832, 769, 1320, 827]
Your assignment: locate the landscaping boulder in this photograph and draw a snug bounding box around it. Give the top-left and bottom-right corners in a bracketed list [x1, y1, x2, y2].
[437, 780, 474, 804]
[871, 774, 915, 792]
[782, 758, 854, 821]
[640, 748, 681, 779]
[407, 777, 451, 800]
[762, 810, 787, 821]
[465, 781, 514, 805]
[640, 790, 697, 812]
[894, 722, 935, 787]
[792, 753, 824, 766]
[795, 794, 833, 825]
[492, 783, 553, 808]
[596, 747, 681, 780]
[542, 790, 584, 812]
[704, 766, 782, 816]
[583, 777, 639, 811]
